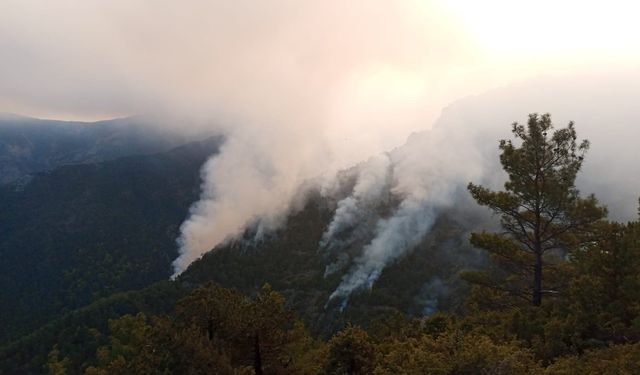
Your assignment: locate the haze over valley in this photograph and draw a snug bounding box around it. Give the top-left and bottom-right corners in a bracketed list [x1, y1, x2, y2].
[2, 1, 640, 373]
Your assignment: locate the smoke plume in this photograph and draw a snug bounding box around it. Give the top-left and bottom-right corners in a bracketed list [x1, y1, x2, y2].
[1, 1, 639, 283]
[156, 1, 478, 275]
[319, 154, 392, 270]
[327, 109, 490, 302]
[324, 71, 640, 303]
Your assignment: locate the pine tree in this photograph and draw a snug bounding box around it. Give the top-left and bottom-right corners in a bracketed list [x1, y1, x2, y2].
[466, 113, 606, 306]
[324, 325, 376, 375]
[46, 345, 70, 375]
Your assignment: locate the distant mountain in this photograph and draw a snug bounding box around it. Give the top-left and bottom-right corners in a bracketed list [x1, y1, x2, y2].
[5, 74, 639, 373]
[0, 114, 206, 185]
[0, 113, 492, 372]
[0, 136, 222, 343]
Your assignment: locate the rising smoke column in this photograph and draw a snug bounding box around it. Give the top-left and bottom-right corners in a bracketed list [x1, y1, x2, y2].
[320, 154, 392, 264]
[163, 1, 471, 276]
[328, 194, 439, 307]
[327, 72, 640, 306]
[2, 1, 639, 288]
[328, 115, 491, 306]
[172, 130, 318, 275]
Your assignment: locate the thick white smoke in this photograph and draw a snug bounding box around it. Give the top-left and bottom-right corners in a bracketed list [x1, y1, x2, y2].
[327, 111, 490, 303]
[2, 1, 639, 281]
[324, 71, 640, 303]
[320, 155, 391, 252]
[0, 0, 479, 278]
[164, 1, 477, 275]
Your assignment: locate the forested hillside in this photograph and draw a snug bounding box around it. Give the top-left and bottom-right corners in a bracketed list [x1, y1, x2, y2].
[3, 115, 640, 374]
[0, 114, 204, 185]
[0, 188, 484, 373]
[0, 137, 222, 343]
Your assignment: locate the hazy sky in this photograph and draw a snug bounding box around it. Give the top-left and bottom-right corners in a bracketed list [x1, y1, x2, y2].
[3, 1, 640, 276]
[2, 0, 639, 123]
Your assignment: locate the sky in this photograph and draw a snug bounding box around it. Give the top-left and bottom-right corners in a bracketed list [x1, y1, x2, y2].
[2, 1, 640, 277]
[2, 0, 639, 123]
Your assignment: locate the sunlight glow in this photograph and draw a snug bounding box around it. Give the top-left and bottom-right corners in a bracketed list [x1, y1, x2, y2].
[442, 0, 640, 62]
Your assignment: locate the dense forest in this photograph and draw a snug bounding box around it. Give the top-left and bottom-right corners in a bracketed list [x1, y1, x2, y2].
[3, 115, 640, 374]
[0, 114, 204, 185]
[0, 137, 221, 342]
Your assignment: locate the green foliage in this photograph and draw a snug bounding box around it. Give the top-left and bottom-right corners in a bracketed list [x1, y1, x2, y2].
[47, 345, 70, 375]
[545, 343, 640, 374]
[0, 138, 221, 343]
[181, 205, 479, 337]
[467, 113, 606, 306]
[4, 113, 640, 374]
[0, 195, 480, 374]
[563, 221, 640, 346]
[324, 325, 376, 375]
[0, 281, 185, 374]
[374, 321, 542, 374]
[83, 283, 316, 375]
[11, 246, 640, 375]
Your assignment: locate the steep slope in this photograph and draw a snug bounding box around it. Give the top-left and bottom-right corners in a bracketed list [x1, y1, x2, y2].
[179, 185, 486, 335]
[7, 73, 639, 372]
[0, 113, 204, 185]
[0, 190, 485, 374]
[0, 281, 185, 374]
[0, 137, 222, 343]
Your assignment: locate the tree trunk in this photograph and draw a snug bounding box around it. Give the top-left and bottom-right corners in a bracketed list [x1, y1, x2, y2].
[533, 188, 543, 307]
[349, 357, 357, 375]
[253, 333, 263, 375]
[533, 251, 542, 306]
[207, 319, 214, 341]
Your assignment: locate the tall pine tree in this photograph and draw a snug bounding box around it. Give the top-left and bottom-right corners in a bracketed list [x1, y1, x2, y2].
[466, 113, 606, 306]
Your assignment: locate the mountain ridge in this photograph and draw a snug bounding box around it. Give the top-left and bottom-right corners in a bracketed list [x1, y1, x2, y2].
[0, 114, 209, 185]
[0, 136, 222, 343]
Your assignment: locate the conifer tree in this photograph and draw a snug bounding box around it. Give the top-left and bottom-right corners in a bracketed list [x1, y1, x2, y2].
[466, 113, 606, 306]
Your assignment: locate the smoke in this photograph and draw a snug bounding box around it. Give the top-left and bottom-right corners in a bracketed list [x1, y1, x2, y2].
[319, 154, 392, 273]
[153, 1, 479, 275]
[327, 110, 490, 303]
[2, 0, 482, 277]
[324, 71, 640, 304]
[414, 277, 452, 316]
[329, 198, 439, 306]
[433, 71, 640, 220]
[2, 1, 639, 281]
